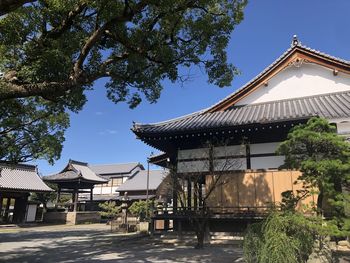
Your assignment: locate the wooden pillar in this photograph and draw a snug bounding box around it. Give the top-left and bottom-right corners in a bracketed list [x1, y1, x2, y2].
[198, 182, 203, 208]
[177, 220, 183, 240]
[4, 198, 10, 222]
[56, 186, 61, 205]
[187, 178, 192, 209]
[172, 176, 178, 212]
[194, 182, 198, 210]
[73, 188, 78, 212]
[90, 187, 94, 211]
[0, 194, 3, 217]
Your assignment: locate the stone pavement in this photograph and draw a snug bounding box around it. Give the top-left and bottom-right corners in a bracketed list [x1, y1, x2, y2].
[0, 224, 243, 262]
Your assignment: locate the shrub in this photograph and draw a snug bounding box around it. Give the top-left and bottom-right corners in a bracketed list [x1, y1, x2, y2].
[243, 212, 315, 263]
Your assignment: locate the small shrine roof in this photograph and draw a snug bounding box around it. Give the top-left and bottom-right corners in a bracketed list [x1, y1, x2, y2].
[0, 162, 52, 192]
[44, 160, 108, 184]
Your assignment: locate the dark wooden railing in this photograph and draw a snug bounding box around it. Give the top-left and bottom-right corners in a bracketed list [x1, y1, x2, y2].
[153, 205, 275, 219]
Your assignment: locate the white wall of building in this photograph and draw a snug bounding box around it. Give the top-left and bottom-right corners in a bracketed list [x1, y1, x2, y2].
[177, 142, 284, 173]
[250, 156, 285, 170]
[236, 64, 350, 105]
[213, 145, 245, 157]
[25, 204, 37, 222]
[177, 160, 210, 173]
[213, 158, 247, 171]
[336, 121, 350, 135]
[178, 148, 209, 160]
[250, 142, 280, 155]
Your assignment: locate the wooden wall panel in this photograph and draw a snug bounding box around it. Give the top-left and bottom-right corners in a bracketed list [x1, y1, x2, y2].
[222, 174, 239, 208]
[205, 175, 222, 209]
[271, 171, 293, 203]
[237, 172, 256, 207]
[255, 172, 274, 207]
[205, 170, 317, 212]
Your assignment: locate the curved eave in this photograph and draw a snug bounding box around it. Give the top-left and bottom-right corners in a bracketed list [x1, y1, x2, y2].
[43, 177, 108, 185]
[132, 90, 350, 151]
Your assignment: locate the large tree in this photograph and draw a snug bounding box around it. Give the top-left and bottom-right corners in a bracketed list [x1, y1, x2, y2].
[277, 117, 350, 219]
[0, 0, 247, 163]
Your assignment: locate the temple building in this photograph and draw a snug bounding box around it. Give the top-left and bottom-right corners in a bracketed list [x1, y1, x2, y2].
[132, 36, 350, 231]
[44, 160, 109, 210]
[116, 169, 170, 201]
[0, 162, 52, 224]
[43, 160, 170, 224]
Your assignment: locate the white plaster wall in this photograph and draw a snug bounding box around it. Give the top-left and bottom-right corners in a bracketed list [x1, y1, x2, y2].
[214, 158, 246, 171]
[93, 187, 102, 195]
[336, 122, 350, 135]
[26, 204, 37, 222]
[178, 148, 209, 160]
[251, 156, 285, 169]
[236, 64, 350, 105]
[250, 142, 281, 154]
[213, 145, 245, 157]
[101, 187, 113, 194]
[177, 160, 209, 173]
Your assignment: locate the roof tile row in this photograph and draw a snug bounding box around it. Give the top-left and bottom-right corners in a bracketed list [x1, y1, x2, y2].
[133, 91, 350, 135]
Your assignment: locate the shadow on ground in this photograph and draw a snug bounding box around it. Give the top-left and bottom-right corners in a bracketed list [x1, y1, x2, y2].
[0, 229, 243, 263]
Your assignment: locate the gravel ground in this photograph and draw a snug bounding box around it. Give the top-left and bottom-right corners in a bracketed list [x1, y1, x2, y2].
[0, 224, 243, 263]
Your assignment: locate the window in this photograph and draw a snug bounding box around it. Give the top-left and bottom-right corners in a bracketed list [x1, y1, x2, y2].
[112, 178, 123, 186]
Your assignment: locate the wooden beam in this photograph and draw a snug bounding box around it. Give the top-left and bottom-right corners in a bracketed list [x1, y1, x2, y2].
[187, 178, 192, 208]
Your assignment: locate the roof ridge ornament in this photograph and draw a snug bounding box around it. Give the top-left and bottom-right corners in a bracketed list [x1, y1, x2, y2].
[291, 35, 300, 47]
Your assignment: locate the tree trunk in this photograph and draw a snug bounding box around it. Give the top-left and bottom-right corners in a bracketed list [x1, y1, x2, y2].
[195, 230, 205, 249]
[194, 218, 206, 249]
[317, 190, 323, 213]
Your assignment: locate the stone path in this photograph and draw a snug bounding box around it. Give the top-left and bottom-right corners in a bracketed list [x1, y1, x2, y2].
[0, 224, 243, 262]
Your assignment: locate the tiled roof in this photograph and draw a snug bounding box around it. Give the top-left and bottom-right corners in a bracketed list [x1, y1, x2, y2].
[133, 91, 350, 135]
[0, 163, 52, 192]
[132, 38, 350, 136]
[90, 163, 143, 175]
[44, 160, 108, 184]
[116, 170, 168, 192]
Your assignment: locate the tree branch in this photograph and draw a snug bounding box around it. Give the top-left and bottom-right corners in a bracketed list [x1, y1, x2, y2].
[42, 2, 87, 41]
[0, 80, 76, 101]
[72, 0, 151, 79]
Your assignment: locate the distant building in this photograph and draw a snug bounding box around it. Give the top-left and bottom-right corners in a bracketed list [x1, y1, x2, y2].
[44, 160, 169, 205]
[44, 160, 108, 212]
[0, 162, 52, 223]
[90, 163, 144, 197]
[116, 170, 170, 201]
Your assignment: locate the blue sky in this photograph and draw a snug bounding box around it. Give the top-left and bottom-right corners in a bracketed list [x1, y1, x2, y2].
[35, 0, 350, 175]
